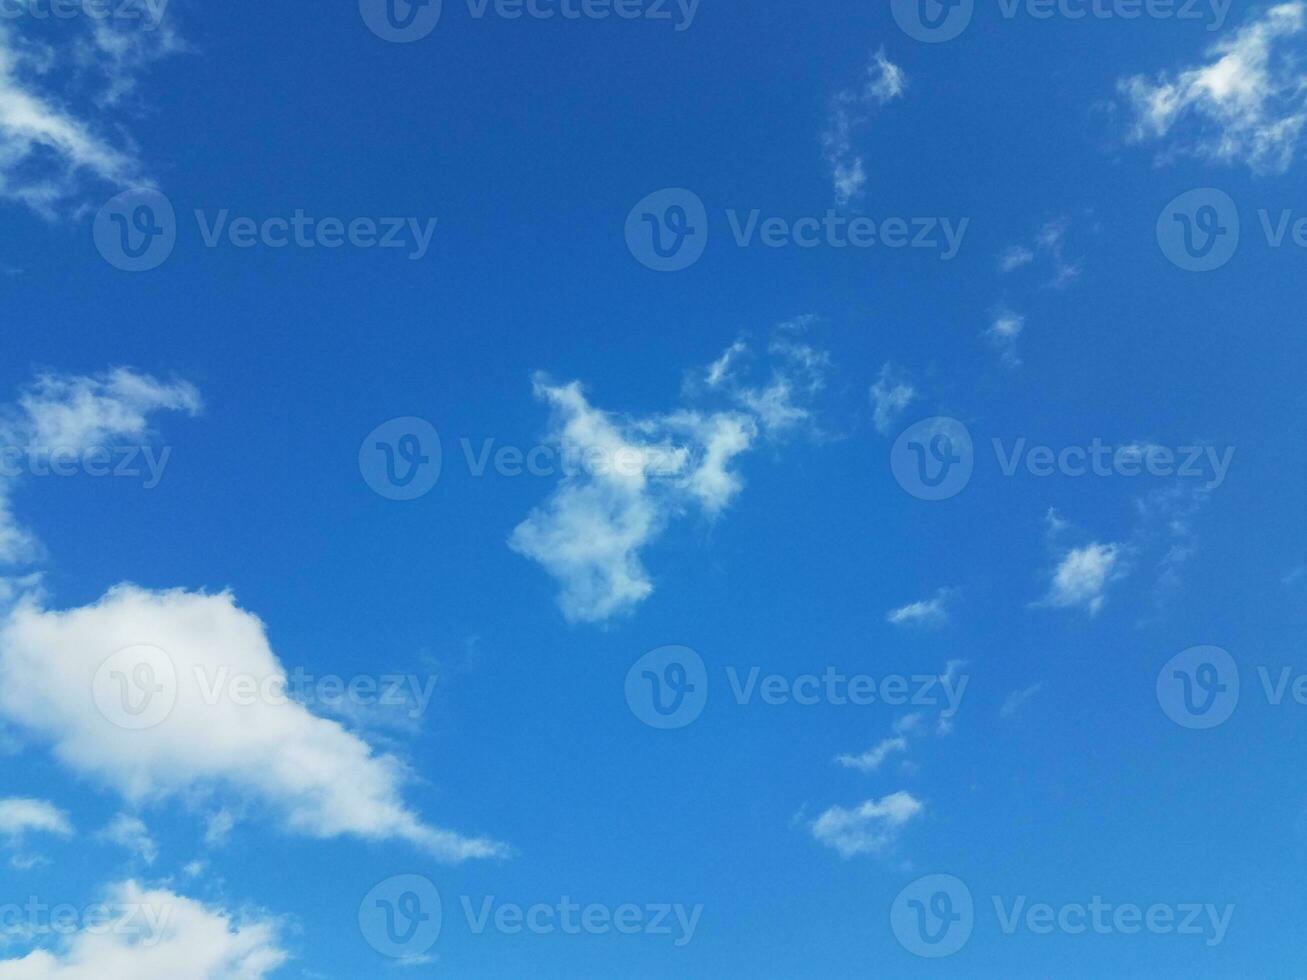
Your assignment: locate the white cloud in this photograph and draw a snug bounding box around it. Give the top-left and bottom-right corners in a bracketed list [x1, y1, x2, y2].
[835, 715, 922, 773]
[0, 798, 73, 842]
[0, 584, 506, 862]
[1040, 542, 1122, 613]
[810, 791, 923, 859]
[869, 363, 916, 436]
[1118, 2, 1307, 173]
[0, 880, 286, 980]
[512, 329, 829, 623]
[0, 369, 200, 565]
[97, 814, 157, 865]
[886, 588, 951, 627]
[999, 245, 1035, 272]
[823, 48, 906, 207]
[1000, 682, 1043, 719]
[985, 309, 1026, 367]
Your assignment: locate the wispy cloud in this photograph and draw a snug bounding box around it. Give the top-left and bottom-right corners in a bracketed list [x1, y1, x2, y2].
[823, 48, 906, 207]
[1118, 2, 1307, 174]
[1000, 683, 1043, 719]
[886, 588, 952, 628]
[870, 363, 916, 436]
[810, 791, 923, 859]
[512, 324, 831, 623]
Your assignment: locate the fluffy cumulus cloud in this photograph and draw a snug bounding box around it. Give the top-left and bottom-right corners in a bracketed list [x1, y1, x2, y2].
[0, 880, 286, 980]
[0, 584, 506, 862]
[1118, 3, 1307, 173]
[823, 48, 906, 207]
[0, 369, 200, 564]
[810, 791, 923, 859]
[511, 326, 830, 623]
[1041, 542, 1122, 613]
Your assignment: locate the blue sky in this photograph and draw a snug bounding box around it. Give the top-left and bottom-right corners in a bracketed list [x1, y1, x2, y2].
[1, 0, 1306, 977]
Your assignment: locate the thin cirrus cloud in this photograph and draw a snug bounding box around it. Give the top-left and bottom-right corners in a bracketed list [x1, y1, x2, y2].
[886, 588, 952, 627]
[809, 791, 923, 859]
[96, 813, 158, 865]
[0, 880, 287, 980]
[1117, 2, 1307, 174]
[0, 7, 184, 216]
[822, 48, 906, 207]
[510, 325, 830, 624]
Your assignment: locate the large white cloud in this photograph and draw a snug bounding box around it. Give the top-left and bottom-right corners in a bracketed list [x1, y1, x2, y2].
[0, 584, 506, 862]
[0, 880, 286, 980]
[1118, 2, 1307, 173]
